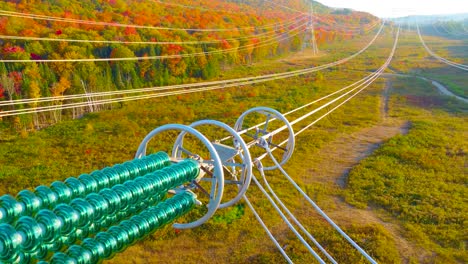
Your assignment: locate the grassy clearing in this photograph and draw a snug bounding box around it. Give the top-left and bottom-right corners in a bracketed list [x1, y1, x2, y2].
[345, 54, 467, 263]
[391, 30, 467, 99]
[0, 28, 403, 263]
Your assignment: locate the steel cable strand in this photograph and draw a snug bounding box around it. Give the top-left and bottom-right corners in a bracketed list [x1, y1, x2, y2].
[256, 162, 337, 263]
[0, 20, 309, 63]
[0, 14, 307, 45]
[0, 22, 384, 108]
[263, 143, 377, 264]
[0, 24, 312, 116]
[417, 24, 468, 71]
[0, 8, 304, 32]
[250, 32, 399, 263]
[253, 26, 398, 163]
[254, 26, 399, 143]
[0, 22, 385, 120]
[250, 171, 325, 263]
[243, 195, 293, 264]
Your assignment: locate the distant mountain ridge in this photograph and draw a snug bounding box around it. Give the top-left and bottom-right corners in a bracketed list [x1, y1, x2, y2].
[389, 13, 468, 25]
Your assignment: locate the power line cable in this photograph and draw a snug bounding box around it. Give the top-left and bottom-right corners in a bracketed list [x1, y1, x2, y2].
[0, 20, 308, 63]
[0, 23, 385, 116]
[0, 8, 304, 32]
[0, 16, 306, 45]
[417, 24, 468, 71]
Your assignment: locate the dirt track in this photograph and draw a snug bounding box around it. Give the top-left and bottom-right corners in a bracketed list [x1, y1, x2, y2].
[301, 77, 433, 263]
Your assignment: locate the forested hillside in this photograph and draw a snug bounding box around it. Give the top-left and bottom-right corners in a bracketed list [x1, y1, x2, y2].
[0, 0, 377, 129]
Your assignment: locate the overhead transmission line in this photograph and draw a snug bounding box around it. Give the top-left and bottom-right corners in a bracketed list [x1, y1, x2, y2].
[417, 24, 468, 71]
[0, 16, 307, 45]
[239, 26, 399, 264]
[314, 21, 381, 37]
[231, 25, 398, 150]
[263, 0, 380, 33]
[0, 9, 304, 32]
[0, 23, 385, 116]
[0, 20, 308, 63]
[150, 0, 280, 16]
[314, 16, 381, 31]
[432, 20, 468, 36]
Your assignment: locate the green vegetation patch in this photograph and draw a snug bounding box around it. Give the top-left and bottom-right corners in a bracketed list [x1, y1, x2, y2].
[345, 117, 467, 262]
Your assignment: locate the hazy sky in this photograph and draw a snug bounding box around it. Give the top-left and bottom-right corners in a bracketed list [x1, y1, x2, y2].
[317, 0, 468, 18]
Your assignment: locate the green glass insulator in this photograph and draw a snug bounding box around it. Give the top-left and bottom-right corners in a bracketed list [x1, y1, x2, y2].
[141, 152, 168, 172]
[104, 214, 118, 228]
[16, 190, 41, 215]
[77, 174, 99, 194]
[50, 252, 77, 264]
[90, 171, 110, 190]
[112, 164, 131, 182]
[34, 186, 59, 209]
[0, 224, 22, 261]
[118, 220, 139, 246]
[115, 211, 129, 221]
[183, 159, 200, 178]
[11, 252, 28, 264]
[88, 222, 100, 234]
[60, 232, 77, 246]
[98, 189, 120, 215]
[107, 226, 129, 253]
[69, 198, 94, 228]
[81, 238, 105, 263]
[33, 243, 50, 260]
[102, 167, 120, 187]
[124, 181, 145, 204]
[148, 193, 165, 206]
[94, 232, 118, 260]
[147, 206, 168, 226]
[64, 178, 86, 198]
[132, 215, 151, 237]
[0, 195, 24, 224]
[133, 159, 149, 176]
[122, 161, 141, 178]
[140, 210, 161, 231]
[53, 204, 79, 235]
[84, 193, 108, 222]
[50, 181, 73, 204]
[134, 177, 155, 197]
[67, 245, 92, 264]
[15, 216, 42, 253]
[112, 184, 132, 211]
[146, 173, 165, 193]
[150, 151, 171, 167]
[47, 239, 63, 252]
[162, 168, 177, 189]
[98, 215, 111, 229]
[162, 203, 177, 220]
[36, 209, 61, 243]
[75, 227, 90, 240]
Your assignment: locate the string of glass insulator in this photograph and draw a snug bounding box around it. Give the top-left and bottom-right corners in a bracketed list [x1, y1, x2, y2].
[0, 151, 171, 224]
[48, 191, 196, 264]
[26, 193, 166, 262]
[0, 159, 200, 263]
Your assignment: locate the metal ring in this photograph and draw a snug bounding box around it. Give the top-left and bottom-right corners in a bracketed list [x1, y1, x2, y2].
[234, 107, 295, 171]
[174, 120, 252, 209]
[135, 124, 224, 229]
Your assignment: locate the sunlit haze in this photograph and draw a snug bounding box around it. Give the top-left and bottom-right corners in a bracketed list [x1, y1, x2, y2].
[317, 0, 468, 18]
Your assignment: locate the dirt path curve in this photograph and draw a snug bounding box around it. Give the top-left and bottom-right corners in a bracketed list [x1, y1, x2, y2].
[301, 77, 431, 263]
[382, 73, 468, 104]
